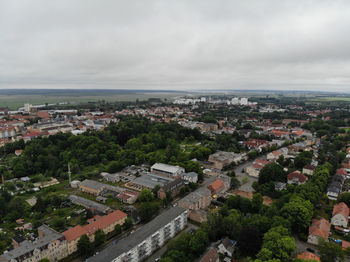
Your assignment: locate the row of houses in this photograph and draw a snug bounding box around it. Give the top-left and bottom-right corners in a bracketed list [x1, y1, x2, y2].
[0, 210, 127, 262]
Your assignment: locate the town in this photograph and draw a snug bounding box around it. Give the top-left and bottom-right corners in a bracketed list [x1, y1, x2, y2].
[0, 94, 349, 262]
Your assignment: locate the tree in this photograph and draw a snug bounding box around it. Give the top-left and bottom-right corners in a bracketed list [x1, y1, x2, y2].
[94, 229, 106, 247]
[77, 234, 94, 256]
[318, 239, 344, 262]
[139, 202, 160, 221]
[165, 250, 188, 262]
[337, 192, 350, 207]
[257, 226, 296, 261]
[189, 230, 209, 256]
[114, 224, 122, 236]
[238, 226, 263, 255]
[38, 259, 50, 262]
[252, 193, 264, 213]
[123, 217, 133, 230]
[139, 189, 154, 202]
[258, 163, 285, 184]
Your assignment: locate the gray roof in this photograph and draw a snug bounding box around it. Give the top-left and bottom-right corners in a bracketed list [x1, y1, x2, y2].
[182, 172, 198, 178]
[151, 163, 184, 174]
[69, 195, 112, 214]
[179, 187, 211, 205]
[132, 173, 173, 189]
[80, 179, 105, 191]
[87, 206, 186, 262]
[0, 225, 64, 261]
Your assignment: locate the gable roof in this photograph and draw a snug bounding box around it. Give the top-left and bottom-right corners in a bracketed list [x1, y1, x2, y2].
[287, 171, 307, 183]
[207, 180, 225, 193]
[333, 202, 349, 223]
[309, 218, 331, 240]
[297, 252, 321, 261]
[200, 247, 219, 262]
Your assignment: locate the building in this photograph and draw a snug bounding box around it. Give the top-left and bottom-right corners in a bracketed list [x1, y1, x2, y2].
[79, 179, 106, 196]
[180, 172, 198, 184]
[157, 178, 184, 200]
[287, 171, 307, 185]
[331, 202, 349, 228]
[199, 247, 219, 262]
[303, 165, 315, 176]
[179, 187, 211, 211]
[207, 180, 225, 197]
[69, 195, 112, 214]
[245, 159, 270, 178]
[63, 209, 127, 255]
[86, 207, 187, 262]
[0, 225, 67, 262]
[100, 172, 120, 183]
[150, 163, 185, 178]
[297, 252, 321, 261]
[217, 237, 235, 257]
[327, 174, 345, 200]
[126, 173, 173, 191]
[117, 190, 139, 204]
[307, 218, 331, 245]
[208, 151, 244, 170]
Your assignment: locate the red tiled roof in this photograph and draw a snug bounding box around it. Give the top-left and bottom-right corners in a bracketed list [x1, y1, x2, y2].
[309, 218, 331, 240]
[37, 111, 50, 119]
[287, 171, 307, 183]
[297, 252, 321, 261]
[333, 202, 349, 224]
[303, 164, 315, 170]
[200, 247, 219, 262]
[208, 180, 225, 193]
[336, 168, 347, 176]
[63, 210, 127, 242]
[342, 240, 350, 249]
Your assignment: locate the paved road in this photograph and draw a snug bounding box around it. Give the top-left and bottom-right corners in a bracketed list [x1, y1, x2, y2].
[145, 223, 199, 262]
[233, 155, 267, 192]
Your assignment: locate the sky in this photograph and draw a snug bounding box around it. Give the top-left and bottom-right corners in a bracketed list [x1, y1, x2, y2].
[0, 0, 350, 92]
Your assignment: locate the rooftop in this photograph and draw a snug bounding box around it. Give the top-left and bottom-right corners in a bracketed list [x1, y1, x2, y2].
[151, 163, 184, 174]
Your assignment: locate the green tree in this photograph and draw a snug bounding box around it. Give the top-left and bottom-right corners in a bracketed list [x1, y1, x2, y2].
[114, 224, 122, 236]
[94, 229, 106, 247]
[139, 189, 154, 202]
[189, 230, 209, 256]
[139, 202, 160, 221]
[123, 217, 133, 230]
[77, 234, 94, 256]
[258, 163, 285, 184]
[318, 239, 344, 262]
[252, 193, 264, 213]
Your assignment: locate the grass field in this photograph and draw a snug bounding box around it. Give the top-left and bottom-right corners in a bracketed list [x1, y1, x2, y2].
[0, 92, 187, 110]
[307, 96, 350, 102]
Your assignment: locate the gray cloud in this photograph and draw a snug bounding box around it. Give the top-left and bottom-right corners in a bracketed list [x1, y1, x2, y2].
[0, 0, 350, 92]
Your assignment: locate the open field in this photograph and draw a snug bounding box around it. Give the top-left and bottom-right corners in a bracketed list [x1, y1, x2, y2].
[307, 96, 350, 102]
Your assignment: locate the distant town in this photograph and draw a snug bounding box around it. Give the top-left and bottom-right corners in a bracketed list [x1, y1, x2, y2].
[0, 94, 349, 262]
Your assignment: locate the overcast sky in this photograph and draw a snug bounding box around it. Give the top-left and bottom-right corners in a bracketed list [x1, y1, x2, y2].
[0, 0, 350, 92]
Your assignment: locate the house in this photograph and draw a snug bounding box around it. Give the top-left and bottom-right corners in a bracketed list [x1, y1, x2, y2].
[274, 182, 287, 191]
[336, 168, 348, 178]
[217, 237, 235, 257]
[327, 174, 345, 200]
[266, 147, 289, 161]
[207, 180, 225, 197]
[245, 159, 270, 178]
[331, 202, 349, 228]
[86, 207, 188, 262]
[158, 178, 184, 200]
[307, 218, 331, 245]
[199, 247, 219, 262]
[297, 252, 321, 261]
[180, 172, 198, 184]
[287, 171, 307, 185]
[151, 163, 185, 178]
[303, 165, 315, 176]
[63, 209, 127, 255]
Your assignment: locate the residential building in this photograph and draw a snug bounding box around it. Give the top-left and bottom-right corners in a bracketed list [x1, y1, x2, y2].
[63, 209, 127, 255]
[297, 252, 321, 262]
[0, 225, 67, 262]
[179, 187, 211, 211]
[86, 207, 187, 262]
[307, 218, 331, 245]
[303, 165, 315, 176]
[199, 247, 219, 262]
[117, 190, 139, 204]
[287, 171, 307, 185]
[331, 202, 349, 228]
[150, 163, 185, 178]
[245, 159, 270, 178]
[217, 237, 235, 257]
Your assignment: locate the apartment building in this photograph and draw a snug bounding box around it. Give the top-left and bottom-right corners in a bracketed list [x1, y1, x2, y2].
[0, 225, 67, 262]
[87, 207, 188, 262]
[63, 209, 127, 255]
